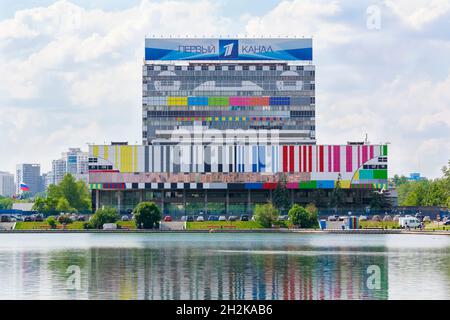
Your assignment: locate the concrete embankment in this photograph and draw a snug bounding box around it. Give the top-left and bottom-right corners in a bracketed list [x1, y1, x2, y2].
[1, 228, 449, 235]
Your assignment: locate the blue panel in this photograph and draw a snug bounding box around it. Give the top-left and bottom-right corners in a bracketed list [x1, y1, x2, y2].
[317, 180, 335, 189]
[252, 146, 257, 172]
[245, 183, 263, 190]
[188, 96, 208, 106]
[258, 146, 265, 172]
[269, 96, 290, 105]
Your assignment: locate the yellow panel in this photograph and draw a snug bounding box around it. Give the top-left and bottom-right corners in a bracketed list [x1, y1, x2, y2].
[168, 96, 187, 106]
[353, 170, 359, 180]
[133, 145, 138, 172]
[120, 146, 133, 172]
[115, 145, 119, 170]
[341, 180, 351, 189]
[104, 146, 109, 161]
[93, 145, 99, 157]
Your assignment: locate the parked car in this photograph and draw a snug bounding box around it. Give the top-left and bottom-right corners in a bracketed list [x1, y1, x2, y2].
[443, 220, 450, 226]
[196, 216, 205, 222]
[186, 216, 194, 222]
[77, 215, 87, 222]
[0, 215, 11, 223]
[415, 214, 424, 222]
[359, 215, 368, 221]
[208, 215, 219, 221]
[240, 215, 249, 221]
[372, 215, 381, 222]
[24, 216, 34, 222]
[180, 216, 187, 221]
[228, 215, 238, 221]
[278, 215, 289, 221]
[328, 215, 338, 221]
[423, 216, 431, 223]
[218, 215, 226, 221]
[163, 215, 173, 222]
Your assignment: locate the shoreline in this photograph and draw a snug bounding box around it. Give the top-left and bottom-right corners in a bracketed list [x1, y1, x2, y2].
[1, 229, 450, 235]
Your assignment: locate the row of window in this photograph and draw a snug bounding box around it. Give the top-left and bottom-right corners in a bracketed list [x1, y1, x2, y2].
[89, 165, 113, 171]
[362, 164, 388, 170]
[145, 111, 314, 117]
[147, 65, 313, 72]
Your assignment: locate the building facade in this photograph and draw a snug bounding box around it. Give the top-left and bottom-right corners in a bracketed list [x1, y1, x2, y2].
[15, 164, 41, 196]
[47, 148, 89, 188]
[89, 38, 388, 215]
[0, 171, 15, 197]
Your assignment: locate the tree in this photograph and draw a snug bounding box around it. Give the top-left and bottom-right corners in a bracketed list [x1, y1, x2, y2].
[90, 207, 120, 229]
[57, 214, 73, 225]
[254, 203, 279, 228]
[32, 197, 46, 213]
[46, 216, 57, 229]
[305, 203, 319, 228]
[134, 202, 162, 229]
[56, 197, 76, 213]
[0, 197, 13, 210]
[273, 174, 290, 214]
[329, 174, 344, 211]
[369, 190, 392, 210]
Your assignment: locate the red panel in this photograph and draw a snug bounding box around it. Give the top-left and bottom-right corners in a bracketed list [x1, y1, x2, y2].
[289, 145, 294, 172]
[319, 145, 324, 172]
[308, 145, 312, 172]
[298, 146, 302, 172]
[263, 183, 277, 190]
[303, 146, 307, 172]
[362, 145, 368, 164]
[282, 146, 288, 172]
[346, 146, 353, 172]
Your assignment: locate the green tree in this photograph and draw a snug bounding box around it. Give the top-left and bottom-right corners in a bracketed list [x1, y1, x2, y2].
[329, 174, 344, 211]
[305, 203, 319, 228]
[0, 197, 13, 210]
[369, 190, 392, 210]
[273, 174, 290, 214]
[134, 202, 162, 229]
[57, 214, 73, 225]
[90, 207, 119, 229]
[32, 197, 46, 213]
[254, 203, 279, 228]
[56, 197, 76, 213]
[46, 216, 57, 229]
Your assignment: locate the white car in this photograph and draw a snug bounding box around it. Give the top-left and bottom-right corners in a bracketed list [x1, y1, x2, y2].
[196, 216, 205, 222]
[218, 215, 226, 221]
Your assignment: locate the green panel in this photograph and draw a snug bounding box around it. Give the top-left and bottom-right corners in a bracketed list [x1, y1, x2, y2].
[359, 170, 374, 179]
[299, 181, 317, 189]
[208, 96, 229, 106]
[373, 169, 388, 179]
[382, 145, 388, 156]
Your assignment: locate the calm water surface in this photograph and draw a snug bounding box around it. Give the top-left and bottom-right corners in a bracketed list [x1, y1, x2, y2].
[0, 233, 450, 300]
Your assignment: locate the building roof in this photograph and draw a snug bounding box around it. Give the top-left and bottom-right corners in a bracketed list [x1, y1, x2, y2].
[12, 203, 34, 211]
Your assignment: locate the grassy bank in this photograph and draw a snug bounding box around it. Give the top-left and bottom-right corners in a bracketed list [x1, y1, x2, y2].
[359, 221, 398, 229]
[14, 221, 136, 230]
[187, 221, 263, 230]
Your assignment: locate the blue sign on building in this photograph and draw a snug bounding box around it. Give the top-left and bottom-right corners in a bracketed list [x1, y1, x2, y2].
[145, 38, 313, 61]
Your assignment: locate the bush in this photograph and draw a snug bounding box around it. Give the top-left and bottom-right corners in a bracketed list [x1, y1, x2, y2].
[134, 202, 162, 229]
[254, 203, 279, 228]
[46, 216, 57, 229]
[288, 204, 319, 228]
[90, 207, 120, 229]
[57, 214, 73, 225]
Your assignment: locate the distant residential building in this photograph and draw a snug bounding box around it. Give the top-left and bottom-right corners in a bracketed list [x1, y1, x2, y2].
[0, 171, 15, 197]
[16, 164, 41, 196]
[47, 148, 89, 188]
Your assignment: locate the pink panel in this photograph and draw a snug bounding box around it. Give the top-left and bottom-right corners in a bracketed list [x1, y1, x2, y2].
[357, 145, 361, 168]
[328, 146, 332, 173]
[370, 145, 374, 159]
[333, 145, 340, 172]
[287, 182, 297, 189]
[362, 145, 368, 164]
[229, 97, 240, 106]
[346, 146, 353, 172]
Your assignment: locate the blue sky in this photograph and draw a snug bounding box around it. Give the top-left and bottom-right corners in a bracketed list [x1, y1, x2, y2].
[0, 0, 449, 178]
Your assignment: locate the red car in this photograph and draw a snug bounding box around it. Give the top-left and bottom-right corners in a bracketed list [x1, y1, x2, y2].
[163, 216, 173, 222]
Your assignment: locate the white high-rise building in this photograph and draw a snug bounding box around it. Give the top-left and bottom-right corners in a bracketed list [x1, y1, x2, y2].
[0, 171, 15, 197]
[47, 148, 89, 188]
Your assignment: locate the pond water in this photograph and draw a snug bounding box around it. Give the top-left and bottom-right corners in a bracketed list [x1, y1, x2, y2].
[0, 233, 449, 300]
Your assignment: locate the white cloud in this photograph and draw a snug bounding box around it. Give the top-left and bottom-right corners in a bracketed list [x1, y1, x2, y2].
[385, 0, 450, 30]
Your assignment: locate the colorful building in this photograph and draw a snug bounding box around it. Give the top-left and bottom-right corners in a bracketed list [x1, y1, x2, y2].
[89, 38, 388, 215]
